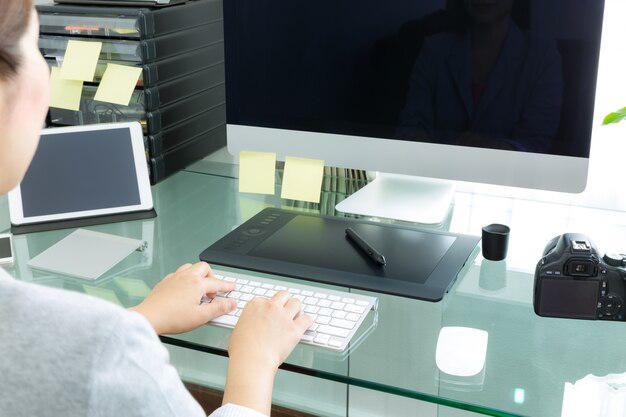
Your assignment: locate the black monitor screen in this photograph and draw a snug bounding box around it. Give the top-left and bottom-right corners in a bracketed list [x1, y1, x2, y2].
[225, 0, 605, 157]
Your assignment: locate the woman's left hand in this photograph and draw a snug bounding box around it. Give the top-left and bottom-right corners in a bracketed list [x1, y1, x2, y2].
[130, 262, 236, 335]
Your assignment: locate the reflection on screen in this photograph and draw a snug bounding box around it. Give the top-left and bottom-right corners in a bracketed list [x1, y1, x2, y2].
[225, 0, 604, 157]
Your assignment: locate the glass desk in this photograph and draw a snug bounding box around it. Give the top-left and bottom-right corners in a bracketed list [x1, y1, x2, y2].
[4, 162, 626, 417]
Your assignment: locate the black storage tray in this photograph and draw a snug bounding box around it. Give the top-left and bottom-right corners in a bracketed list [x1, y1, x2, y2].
[47, 82, 225, 132]
[44, 43, 223, 87]
[39, 21, 223, 63]
[148, 103, 226, 155]
[143, 63, 224, 110]
[149, 124, 226, 183]
[37, 0, 222, 39]
[145, 80, 225, 132]
[141, 42, 223, 87]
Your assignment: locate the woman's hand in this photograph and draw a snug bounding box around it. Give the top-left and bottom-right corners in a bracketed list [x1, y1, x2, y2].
[222, 291, 313, 415]
[229, 291, 313, 369]
[130, 262, 236, 335]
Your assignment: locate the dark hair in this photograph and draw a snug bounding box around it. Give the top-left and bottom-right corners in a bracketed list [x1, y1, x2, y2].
[0, 0, 33, 79]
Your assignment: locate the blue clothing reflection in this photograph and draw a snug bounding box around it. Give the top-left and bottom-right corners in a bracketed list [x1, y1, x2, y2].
[398, 22, 562, 153]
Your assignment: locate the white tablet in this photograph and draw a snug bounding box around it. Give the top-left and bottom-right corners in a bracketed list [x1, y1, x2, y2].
[8, 122, 153, 228]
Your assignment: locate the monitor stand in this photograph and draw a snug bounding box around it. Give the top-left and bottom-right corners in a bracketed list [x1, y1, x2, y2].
[335, 173, 456, 225]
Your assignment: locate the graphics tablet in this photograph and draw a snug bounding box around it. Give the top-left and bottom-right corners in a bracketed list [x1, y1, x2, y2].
[8, 122, 155, 234]
[200, 208, 481, 301]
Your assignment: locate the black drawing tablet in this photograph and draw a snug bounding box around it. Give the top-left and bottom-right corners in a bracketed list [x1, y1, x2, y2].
[200, 208, 480, 301]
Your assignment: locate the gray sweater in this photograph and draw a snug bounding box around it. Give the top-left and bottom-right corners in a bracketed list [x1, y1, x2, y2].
[0, 268, 264, 417]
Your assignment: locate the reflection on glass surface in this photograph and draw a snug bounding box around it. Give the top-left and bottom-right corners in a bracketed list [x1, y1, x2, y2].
[513, 388, 526, 405]
[479, 259, 508, 291]
[561, 372, 626, 417]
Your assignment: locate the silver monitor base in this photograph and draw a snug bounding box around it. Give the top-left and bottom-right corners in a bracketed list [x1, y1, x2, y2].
[335, 173, 455, 225]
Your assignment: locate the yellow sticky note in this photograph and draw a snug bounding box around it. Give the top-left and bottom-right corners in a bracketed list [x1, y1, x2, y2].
[60, 40, 102, 81]
[94, 64, 142, 106]
[49, 66, 83, 111]
[281, 156, 325, 203]
[239, 151, 277, 194]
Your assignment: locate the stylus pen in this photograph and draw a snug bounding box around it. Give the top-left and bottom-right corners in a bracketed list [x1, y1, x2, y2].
[345, 227, 386, 266]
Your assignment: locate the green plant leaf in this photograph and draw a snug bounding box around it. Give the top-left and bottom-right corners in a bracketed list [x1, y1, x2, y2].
[602, 106, 626, 125]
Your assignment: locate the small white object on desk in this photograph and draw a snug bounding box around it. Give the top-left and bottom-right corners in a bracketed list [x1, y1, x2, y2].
[27, 228, 146, 280]
[436, 326, 489, 377]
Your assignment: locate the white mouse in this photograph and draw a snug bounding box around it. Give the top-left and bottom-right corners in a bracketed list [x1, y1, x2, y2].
[435, 326, 489, 377]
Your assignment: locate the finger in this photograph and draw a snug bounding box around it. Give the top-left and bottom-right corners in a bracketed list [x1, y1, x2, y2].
[176, 263, 193, 272]
[284, 296, 303, 318]
[201, 297, 237, 320]
[189, 261, 212, 277]
[270, 290, 292, 306]
[294, 312, 314, 332]
[202, 277, 235, 295]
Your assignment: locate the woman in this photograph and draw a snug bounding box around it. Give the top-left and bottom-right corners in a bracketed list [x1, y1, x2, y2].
[0, 1, 312, 416]
[398, 0, 562, 153]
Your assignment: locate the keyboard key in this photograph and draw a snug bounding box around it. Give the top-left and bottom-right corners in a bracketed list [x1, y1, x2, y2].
[228, 291, 242, 300]
[331, 310, 347, 319]
[346, 313, 361, 322]
[304, 305, 320, 314]
[330, 318, 356, 330]
[304, 297, 318, 305]
[317, 325, 350, 338]
[240, 293, 254, 301]
[212, 314, 238, 326]
[328, 340, 343, 348]
[240, 285, 254, 293]
[345, 304, 366, 314]
[318, 308, 332, 316]
[252, 288, 267, 296]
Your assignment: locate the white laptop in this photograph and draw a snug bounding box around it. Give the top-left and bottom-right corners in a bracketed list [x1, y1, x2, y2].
[8, 122, 154, 233]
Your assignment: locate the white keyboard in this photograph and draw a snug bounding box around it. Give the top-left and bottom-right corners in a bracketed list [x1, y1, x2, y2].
[205, 269, 378, 351]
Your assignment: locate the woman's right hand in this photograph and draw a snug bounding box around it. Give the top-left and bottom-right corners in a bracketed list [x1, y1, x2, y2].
[228, 291, 313, 370]
[222, 292, 312, 415]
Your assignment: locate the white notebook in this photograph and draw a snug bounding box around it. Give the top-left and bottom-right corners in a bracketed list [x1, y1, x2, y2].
[27, 229, 146, 280]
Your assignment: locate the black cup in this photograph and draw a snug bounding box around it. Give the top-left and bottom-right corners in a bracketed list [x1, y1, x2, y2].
[481, 224, 510, 261]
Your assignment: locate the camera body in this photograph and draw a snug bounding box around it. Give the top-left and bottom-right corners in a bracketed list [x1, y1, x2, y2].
[534, 233, 626, 321]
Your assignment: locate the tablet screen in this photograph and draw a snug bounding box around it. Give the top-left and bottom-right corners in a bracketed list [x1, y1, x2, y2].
[21, 128, 140, 217]
[8, 122, 153, 228]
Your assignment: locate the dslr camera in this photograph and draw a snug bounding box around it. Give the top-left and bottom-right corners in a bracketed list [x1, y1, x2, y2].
[534, 233, 626, 321]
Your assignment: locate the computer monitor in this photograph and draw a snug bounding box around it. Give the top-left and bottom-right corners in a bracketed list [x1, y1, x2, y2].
[223, 0, 605, 224]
